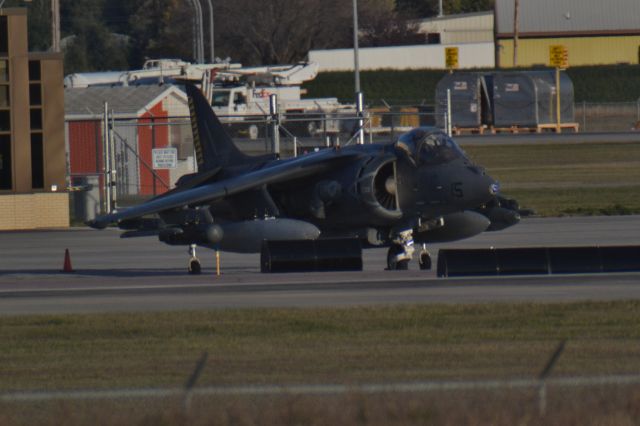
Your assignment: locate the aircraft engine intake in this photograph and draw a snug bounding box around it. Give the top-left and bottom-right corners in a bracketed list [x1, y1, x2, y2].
[357, 155, 402, 222]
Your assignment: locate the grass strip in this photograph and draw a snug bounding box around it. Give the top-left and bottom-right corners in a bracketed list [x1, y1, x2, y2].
[463, 143, 640, 216]
[2, 302, 640, 392]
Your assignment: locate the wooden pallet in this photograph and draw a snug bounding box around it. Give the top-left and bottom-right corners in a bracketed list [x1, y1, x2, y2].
[452, 126, 486, 135]
[488, 123, 580, 134]
[489, 126, 538, 134]
[536, 122, 580, 133]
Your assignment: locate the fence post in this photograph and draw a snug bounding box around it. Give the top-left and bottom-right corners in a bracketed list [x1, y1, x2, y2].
[183, 351, 208, 416]
[447, 89, 452, 137]
[109, 110, 117, 209]
[356, 91, 365, 145]
[538, 340, 566, 417]
[102, 102, 111, 214]
[269, 94, 280, 157]
[151, 116, 157, 196]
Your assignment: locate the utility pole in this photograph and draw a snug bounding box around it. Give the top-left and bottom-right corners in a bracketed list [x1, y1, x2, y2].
[513, 0, 519, 67]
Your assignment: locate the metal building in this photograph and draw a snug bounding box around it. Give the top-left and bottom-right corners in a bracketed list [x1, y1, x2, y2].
[495, 0, 640, 67]
[416, 11, 494, 44]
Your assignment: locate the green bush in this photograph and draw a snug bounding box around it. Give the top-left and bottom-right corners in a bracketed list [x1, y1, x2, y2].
[303, 65, 640, 105]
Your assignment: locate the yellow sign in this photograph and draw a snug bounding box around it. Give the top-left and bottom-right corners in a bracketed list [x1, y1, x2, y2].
[549, 45, 569, 68]
[445, 47, 459, 69]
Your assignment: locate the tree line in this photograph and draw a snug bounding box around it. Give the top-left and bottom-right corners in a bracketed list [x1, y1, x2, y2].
[3, 0, 493, 73]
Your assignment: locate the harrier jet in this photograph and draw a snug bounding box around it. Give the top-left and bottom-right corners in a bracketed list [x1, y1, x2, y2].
[89, 85, 520, 273]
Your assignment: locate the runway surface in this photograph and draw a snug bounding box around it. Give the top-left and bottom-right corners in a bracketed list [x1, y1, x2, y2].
[1, 215, 640, 315]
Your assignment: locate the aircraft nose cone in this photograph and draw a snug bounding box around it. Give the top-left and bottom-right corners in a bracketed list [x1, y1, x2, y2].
[476, 173, 499, 205]
[489, 181, 500, 196]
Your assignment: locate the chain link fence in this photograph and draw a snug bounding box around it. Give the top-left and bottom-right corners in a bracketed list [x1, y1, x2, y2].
[66, 102, 640, 222]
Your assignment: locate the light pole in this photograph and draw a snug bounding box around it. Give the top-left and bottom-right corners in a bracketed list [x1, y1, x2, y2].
[202, 0, 214, 62]
[513, 0, 519, 67]
[188, 0, 204, 63]
[352, 0, 364, 144]
[352, 0, 360, 93]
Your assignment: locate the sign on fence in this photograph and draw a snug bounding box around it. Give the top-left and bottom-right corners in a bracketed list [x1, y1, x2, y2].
[152, 148, 177, 169]
[445, 47, 459, 70]
[549, 45, 569, 69]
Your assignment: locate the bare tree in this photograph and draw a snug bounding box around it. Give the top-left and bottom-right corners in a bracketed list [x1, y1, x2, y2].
[359, 0, 427, 47]
[215, 0, 351, 65]
[129, 0, 193, 66]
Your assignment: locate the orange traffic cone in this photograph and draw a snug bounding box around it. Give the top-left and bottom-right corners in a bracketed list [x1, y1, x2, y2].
[62, 248, 74, 273]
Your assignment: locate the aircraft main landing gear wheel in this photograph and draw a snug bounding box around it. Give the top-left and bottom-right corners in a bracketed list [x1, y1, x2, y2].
[418, 244, 431, 271]
[387, 244, 409, 270]
[188, 244, 202, 275]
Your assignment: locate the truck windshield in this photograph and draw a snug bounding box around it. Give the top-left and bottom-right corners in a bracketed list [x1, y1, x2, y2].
[212, 91, 230, 107]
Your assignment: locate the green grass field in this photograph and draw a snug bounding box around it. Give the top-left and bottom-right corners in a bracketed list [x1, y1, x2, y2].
[2, 302, 640, 392]
[463, 143, 640, 216]
[3, 302, 640, 425]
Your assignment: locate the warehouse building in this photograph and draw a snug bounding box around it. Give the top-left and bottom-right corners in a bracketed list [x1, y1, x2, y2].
[416, 11, 493, 45]
[495, 0, 640, 67]
[309, 11, 495, 71]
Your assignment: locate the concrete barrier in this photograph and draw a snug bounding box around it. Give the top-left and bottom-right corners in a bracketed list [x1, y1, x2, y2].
[261, 239, 362, 273]
[437, 246, 640, 277]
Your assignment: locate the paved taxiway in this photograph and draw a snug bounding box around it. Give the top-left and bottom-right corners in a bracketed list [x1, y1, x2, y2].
[1, 215, 640, 315]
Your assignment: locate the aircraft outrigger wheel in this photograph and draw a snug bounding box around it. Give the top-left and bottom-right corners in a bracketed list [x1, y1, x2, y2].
[188, 244, 202, 275]
[419, 245, 432, 271]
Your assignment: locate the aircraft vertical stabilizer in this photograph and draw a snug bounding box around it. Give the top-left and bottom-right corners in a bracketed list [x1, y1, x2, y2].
[185, 83, 250, 171]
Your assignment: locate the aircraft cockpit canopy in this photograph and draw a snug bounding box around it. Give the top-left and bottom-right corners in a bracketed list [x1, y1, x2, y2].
[395, 128, 466, 166]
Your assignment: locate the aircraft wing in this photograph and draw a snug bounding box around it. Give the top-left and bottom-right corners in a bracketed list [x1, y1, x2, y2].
[88, 149, 362, 229]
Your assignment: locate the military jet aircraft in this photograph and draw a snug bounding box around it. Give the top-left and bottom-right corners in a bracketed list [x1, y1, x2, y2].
[89, 84, 521, 273]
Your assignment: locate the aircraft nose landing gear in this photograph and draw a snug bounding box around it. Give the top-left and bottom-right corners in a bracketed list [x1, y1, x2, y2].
[387, 229, 415, 270]
[188, 244, 202, 274]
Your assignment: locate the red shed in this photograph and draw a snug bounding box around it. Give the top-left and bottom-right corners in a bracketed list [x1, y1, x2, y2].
[65, 85, 191, 198]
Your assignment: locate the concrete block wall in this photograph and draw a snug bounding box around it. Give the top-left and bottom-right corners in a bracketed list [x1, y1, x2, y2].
[0, 193, 69, 230]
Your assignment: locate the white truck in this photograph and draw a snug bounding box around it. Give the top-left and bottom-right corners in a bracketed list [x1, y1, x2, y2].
[64, 60, 356, 137]
[210, 84, 354, 138]
[64, 59, 241, 88]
